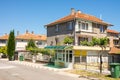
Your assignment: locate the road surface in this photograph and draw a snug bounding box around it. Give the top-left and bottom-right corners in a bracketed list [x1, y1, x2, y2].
[0, 60, 88, 80]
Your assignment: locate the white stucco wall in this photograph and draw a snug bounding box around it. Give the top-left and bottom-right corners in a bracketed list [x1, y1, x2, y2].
[16, 40, 47, 51]
[87, 51, 108, 63]
[16, 40, 28, 50]
[0, 43, 6, 47]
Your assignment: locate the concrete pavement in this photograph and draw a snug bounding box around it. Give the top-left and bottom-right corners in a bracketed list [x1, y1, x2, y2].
[0, 59, 89, 80]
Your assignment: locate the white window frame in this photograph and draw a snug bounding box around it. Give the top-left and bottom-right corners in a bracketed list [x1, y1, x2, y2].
[100, 26, 104, 33]
[78, 21, 89, 31]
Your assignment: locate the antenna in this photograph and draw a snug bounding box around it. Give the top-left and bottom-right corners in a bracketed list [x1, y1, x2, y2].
[100, 14, 102, 20]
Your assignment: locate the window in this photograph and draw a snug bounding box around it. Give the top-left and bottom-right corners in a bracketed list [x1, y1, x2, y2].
[21, 40, 24, 42]
[80, 37, 88, 41]
[50, 41, 53, 46]
[55, 25, 59, 32]
[78, 22, 81, 30]
[81, 56, 86, 63]
[78, 21, 88, 30]
[100, 26, 104, 33]
[0, 40, 6, 43]
[114, 40, 119, 45]
[55, 37, 59, 45]
[36, 41, 42, 45]
[68, 22, 73, 30]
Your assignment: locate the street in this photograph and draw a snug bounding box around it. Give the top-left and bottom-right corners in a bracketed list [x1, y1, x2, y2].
[0, 60, 88, 80]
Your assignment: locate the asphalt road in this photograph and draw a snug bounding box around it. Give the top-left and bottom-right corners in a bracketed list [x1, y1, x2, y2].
[0, 60, 88, 80]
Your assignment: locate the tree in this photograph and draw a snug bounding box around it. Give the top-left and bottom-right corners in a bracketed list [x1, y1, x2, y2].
[0, 46, 7, 55]
[80, 37, 108, 73]
[7, 30, 15, 61]
[26, 39, 38, 55]
[26, 39, 37, 49]
[98, 37, 108, 74]
[63, 36, 74, 45]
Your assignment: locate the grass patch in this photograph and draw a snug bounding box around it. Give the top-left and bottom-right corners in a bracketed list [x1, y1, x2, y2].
[66, 70, 120, 80]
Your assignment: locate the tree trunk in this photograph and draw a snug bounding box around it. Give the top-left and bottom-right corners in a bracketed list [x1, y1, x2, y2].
[8, 56, 14, 61]
[100, 54, 103, 73]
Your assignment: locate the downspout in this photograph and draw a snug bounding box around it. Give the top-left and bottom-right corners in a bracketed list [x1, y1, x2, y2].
[72, 16, 76, 69]
[73, 18, 76, 45]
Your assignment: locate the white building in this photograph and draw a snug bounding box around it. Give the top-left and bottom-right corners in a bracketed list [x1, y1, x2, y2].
[16, 30, 47, 51]
[0, 34, 9, 47]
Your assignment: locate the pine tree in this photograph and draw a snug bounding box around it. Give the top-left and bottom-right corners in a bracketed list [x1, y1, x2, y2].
[7, 30, 15, 61]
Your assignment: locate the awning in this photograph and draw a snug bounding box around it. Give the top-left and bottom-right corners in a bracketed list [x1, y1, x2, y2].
[44, 46, 73, 50]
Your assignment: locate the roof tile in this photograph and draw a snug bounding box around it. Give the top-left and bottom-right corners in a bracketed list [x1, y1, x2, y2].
[107, 29, 119, 34]
[46, 12, 112, 26]
[0, 34, 9, 40]
[16, 32, 46, 41]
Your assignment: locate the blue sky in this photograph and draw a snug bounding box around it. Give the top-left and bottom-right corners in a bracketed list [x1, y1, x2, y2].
[0, 0, 120, 36]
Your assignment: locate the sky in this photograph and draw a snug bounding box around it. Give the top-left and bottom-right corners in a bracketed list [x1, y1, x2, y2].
[0, 0, 120, 36]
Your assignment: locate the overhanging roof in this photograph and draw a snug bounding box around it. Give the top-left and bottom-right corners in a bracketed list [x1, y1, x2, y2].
[44, 46, 73, 50]
[109, 47, 120, 54]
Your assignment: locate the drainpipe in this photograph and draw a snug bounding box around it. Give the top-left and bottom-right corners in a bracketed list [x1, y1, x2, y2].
[73, 18, 76, 45]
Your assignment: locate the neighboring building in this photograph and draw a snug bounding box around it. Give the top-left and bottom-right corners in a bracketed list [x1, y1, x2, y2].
[0, 34, 9, 47]
[109, 47, 120, 63]
[45, 8, 112, 46]
[15, 30, 47, 51]
[107, 29, 120, 47]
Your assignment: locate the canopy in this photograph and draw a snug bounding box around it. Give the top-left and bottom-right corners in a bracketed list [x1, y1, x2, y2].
[44, 46, 73, 50]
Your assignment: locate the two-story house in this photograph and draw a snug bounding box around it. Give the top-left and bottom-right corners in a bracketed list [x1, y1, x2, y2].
[45, 8, 112, 70]
[0, 34, 9, 47]
[16, 30, 47, 51]
[46, 8, 112, 46]
[107, 29, 120, 64]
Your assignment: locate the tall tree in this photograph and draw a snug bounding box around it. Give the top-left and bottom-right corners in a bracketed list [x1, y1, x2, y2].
[7, 30, 15, 61]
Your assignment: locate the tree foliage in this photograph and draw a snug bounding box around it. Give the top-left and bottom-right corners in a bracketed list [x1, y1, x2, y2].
[63, 36, 74, 44]
[0, 46, 7, 55]
[26, 39, 37, 50]
[7, 30, 15, 60]
[80, 37, 108, 47]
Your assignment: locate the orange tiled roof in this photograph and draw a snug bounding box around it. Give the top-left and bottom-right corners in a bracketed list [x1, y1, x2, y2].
[46, 12, 112, 26]
[107, 29, 119, 34]
[0, 34, 9, 40]
[109, 47, 120, 54]
[16, 32, 46, 41]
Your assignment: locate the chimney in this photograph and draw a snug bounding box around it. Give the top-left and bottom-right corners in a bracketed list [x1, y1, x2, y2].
[77, 10, 81, 14]
[31, 31, 34, 34]
[17, 31, 19, 36]
[71, 8, 76, 15]
[26, 30, 28, 34]
[5, 33, 7, 35]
